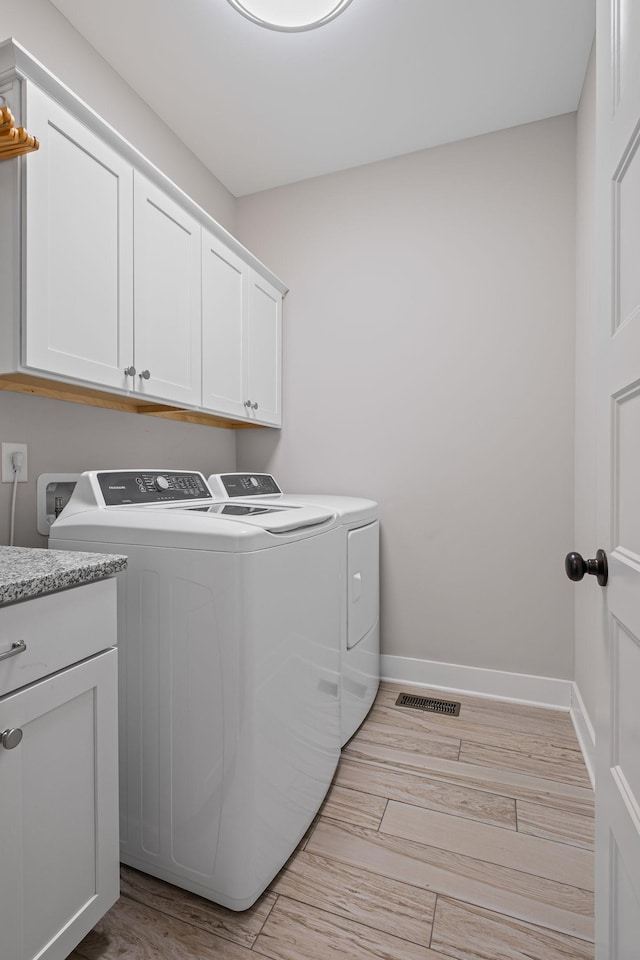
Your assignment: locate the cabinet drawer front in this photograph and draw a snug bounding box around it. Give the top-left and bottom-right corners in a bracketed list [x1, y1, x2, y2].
[0, 578, 117, 697]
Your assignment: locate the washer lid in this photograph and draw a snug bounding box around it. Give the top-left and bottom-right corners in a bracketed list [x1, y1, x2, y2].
[176, 502, 336, 534]
[52, 470, 338, 550]
[258, 493, 378, 525]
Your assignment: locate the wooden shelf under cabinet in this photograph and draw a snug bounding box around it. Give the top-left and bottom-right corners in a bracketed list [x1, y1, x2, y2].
[0, 374, 265, 430]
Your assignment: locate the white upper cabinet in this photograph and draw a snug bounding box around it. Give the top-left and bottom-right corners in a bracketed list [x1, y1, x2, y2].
[23, 83, 134, 390]
[202, 227, 247, 418]
[246, 270, 282, 426]
[202, 232, 283, 426]
[133, 173, 201, 406]
[0, 40, 287, 427]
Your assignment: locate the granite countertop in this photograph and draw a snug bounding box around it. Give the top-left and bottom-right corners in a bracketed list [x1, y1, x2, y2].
[0, 546, 127, 605]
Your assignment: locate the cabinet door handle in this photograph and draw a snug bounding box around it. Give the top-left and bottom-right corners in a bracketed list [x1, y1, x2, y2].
[1, 728, 23, 750]
[251, 402, 259, 410]
[124, 365, 137, 377]
[0, 640, 26, 662]
[139, 369, 151, 380]
[244, 399, 252, 408]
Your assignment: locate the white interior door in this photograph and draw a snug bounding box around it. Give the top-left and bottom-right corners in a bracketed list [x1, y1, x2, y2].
[595, 1, 640, 955]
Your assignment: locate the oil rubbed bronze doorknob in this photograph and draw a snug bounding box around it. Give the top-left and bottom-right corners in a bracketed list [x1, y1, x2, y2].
[565, 550, 608, 587]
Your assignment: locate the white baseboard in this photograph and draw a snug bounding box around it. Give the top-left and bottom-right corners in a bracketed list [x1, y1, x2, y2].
[570, 682, 596, 789]
[380, 654, 573, 710]
[380, 655, 596, 791]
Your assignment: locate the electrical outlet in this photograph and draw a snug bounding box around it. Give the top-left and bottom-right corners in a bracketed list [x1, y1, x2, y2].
[2, 442, 28, 482]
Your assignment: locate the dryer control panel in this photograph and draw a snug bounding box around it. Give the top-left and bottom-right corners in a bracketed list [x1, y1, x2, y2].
[209, 473, 282, 499]
[97, 470, 212, 505]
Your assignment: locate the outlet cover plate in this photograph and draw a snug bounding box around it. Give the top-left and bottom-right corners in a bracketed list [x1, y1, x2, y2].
[2, 443, 28, 482]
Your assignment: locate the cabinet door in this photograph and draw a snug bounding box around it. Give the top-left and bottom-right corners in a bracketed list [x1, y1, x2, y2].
[201, 228, 248, 418]
[246, 270, 282, 426]
[133, 172, 201, 406]
[24, 84, 134, 389]
[0, 649, 119, 960]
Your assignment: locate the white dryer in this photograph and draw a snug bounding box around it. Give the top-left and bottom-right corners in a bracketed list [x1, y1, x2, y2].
[208, 473, 380, 744]
[50, 470, 342, 911]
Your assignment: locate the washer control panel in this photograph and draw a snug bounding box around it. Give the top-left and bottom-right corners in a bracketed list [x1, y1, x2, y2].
[209, 473, 282, 499]
[98, 471, 212, 505]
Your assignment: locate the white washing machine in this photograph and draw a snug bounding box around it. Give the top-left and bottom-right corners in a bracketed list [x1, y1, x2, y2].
[50, 469, 342, 911]
[208, 473, 380, 745]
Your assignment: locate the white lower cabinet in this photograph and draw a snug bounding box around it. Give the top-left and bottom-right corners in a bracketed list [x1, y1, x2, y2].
[0, 583, 119, 960]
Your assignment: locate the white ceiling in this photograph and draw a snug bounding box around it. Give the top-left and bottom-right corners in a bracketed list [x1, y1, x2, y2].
[49, 0, 595, 197]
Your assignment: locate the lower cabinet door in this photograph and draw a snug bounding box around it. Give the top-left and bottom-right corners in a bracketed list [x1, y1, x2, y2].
[0, 648, 119, 960]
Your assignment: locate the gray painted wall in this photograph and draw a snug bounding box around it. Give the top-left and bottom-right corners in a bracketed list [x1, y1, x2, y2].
[0, 0, 238, 547]
[236, 116, 578, 680]
[0, 391, 236, 547]
[574, 45, 597, 724]
[0, 0, 584, 688]
[0, 0, 236, 228]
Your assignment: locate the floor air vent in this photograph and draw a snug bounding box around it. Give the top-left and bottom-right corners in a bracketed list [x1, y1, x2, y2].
[395, 693, 461, 716]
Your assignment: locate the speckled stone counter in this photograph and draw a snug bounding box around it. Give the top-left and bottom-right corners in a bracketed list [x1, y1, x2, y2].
[0, 546, 127, 605]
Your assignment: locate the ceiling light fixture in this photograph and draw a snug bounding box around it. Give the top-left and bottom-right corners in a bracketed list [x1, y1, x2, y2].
[226, 0, 354, 32]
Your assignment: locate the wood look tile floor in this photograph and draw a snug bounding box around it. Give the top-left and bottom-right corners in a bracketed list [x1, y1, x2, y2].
[70, 681, 595, 960]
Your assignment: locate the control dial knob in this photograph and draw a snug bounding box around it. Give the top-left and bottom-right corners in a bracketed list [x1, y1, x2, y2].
[155, 476, 170, 491]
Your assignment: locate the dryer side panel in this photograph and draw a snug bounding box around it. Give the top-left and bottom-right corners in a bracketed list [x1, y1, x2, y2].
[342, 520, 381, 745]
[347, 521, 380, 650]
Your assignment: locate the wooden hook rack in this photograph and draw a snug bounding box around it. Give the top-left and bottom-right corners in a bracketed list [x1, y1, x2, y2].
[0, 106, 39, 161]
